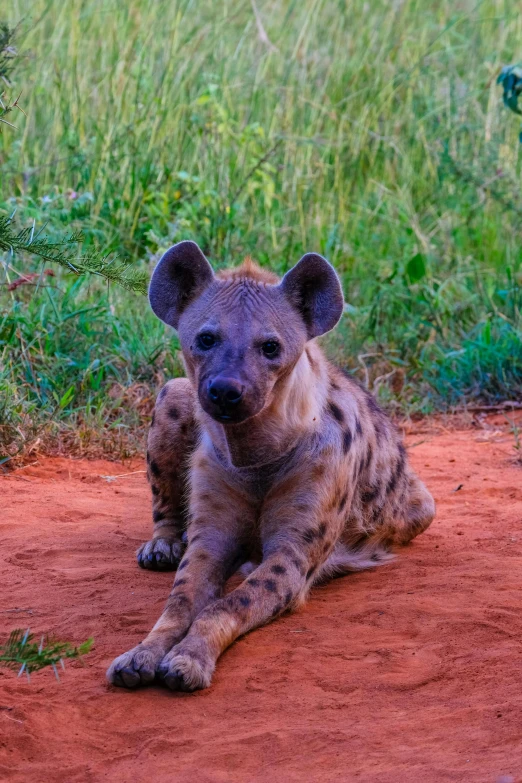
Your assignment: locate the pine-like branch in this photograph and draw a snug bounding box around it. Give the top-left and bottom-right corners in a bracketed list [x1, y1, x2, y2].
[0, 628, 93, 679]
[0, 215, 148, 294]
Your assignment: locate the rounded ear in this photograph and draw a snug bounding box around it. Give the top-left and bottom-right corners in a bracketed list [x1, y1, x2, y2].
[279, 253, 344, 339]
[149, 241, 214, 328]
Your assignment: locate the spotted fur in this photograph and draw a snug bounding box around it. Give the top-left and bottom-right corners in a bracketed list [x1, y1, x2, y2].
[107, 241, 435, 692]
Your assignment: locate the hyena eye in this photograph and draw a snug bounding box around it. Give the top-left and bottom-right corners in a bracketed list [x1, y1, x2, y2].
[198, 333, 216, 350]
[261, 340, 280, 358]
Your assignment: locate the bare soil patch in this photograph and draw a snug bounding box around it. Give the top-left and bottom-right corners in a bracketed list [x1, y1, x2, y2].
[1, 428, 521, 782]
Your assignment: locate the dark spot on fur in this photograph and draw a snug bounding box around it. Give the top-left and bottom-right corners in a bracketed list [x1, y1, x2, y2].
[339, 492, 348, 511]
[239, 594, 251, 607]
[271, 564, 286, 575]
[387, 445, 406, 495]
[178, 559, 189, 571]
[168, 406, 179, 420]
[364, 447, 373, 471]
[371, 553, 381, 562]
[158, 386, 168, 402]
[173, 593, 190, 606]
[249, 578, 260, 587]
[317, 522, 327, 538]
[180, 423, 188, 436]
[362, 486, 380, 503]
[386, 466, 400, 495]
[190, 533, 201, 543]
[146, 451, 151, 465]
[355, 417, 363, 437]
[151, 412, 156, 427]
[153, 510, 165, 523]
[196, 551, 209, 561]
[342, 429, 352, 454]
[295, 503, 309, 513]
[365, 391, 383, 418]
[264, 579, 277, 593]
[150, 460, 160, 477]
[328, 401, 344, 423]
[272, 604, 282, 617]
[331, 380, 340, 391]
[151, 484, 160, 496]
[306, 566, 316, 580]
[302, 528, 317, 544]
[175, 577, 187, 586]
[284, 590, 293, 604]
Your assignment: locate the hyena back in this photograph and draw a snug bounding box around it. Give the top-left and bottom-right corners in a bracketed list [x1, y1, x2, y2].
[108, 241, 435, 692]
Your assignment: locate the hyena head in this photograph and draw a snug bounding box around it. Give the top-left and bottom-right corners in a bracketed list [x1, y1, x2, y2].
[149, 241, 344, 424]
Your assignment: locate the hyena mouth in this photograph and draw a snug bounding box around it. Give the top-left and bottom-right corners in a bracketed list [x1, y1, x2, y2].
[212, 408, 249, 424]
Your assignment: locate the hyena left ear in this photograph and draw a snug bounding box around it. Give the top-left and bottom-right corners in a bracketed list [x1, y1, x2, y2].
[149, 241, 214, 329]
[279, 253, 344, 339]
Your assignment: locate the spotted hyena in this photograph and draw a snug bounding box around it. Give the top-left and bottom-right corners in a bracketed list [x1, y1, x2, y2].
[107, 241, 435, 692]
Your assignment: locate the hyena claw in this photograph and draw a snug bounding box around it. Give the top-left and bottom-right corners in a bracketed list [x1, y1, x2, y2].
[136, 537, 184, 571]
[107, 645, 160, 688]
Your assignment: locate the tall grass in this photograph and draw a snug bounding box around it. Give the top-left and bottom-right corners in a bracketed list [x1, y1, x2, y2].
[1, 0, 521, 459]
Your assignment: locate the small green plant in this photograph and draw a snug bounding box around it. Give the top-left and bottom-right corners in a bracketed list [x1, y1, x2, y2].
[0, 628, 93, 680]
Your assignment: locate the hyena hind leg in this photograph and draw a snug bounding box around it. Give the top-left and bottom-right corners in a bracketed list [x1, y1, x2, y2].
[388, 474, 435, 546]
[315, 474, 435, 583]
[137, 378, 197, 571]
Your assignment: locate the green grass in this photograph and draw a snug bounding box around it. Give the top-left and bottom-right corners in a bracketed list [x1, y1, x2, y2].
[1, 0, 521, 459]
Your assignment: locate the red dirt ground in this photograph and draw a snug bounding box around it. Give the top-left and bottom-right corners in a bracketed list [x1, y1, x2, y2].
[1, 426, 522, 783]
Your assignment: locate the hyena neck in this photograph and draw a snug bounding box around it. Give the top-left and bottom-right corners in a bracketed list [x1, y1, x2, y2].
[201, 343, 329, 469]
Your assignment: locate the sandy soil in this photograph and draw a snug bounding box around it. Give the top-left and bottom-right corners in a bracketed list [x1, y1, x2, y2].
[1, 426, 522, 783]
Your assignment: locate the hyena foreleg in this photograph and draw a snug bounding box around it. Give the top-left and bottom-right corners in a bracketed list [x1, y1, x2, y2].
[107, 527, 245, 688]
[156, 542, 310, 691]
[156, 478, 348, 692]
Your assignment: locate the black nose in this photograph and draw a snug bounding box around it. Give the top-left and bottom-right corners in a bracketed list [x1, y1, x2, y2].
[208, 378, 244, 407]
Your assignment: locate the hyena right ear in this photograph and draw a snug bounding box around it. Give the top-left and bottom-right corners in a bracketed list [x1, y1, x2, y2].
[279, 252, 344, 339]
[149, 241, 214, 329]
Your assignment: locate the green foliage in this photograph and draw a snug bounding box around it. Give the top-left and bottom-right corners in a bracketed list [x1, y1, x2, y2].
[0, 214, 148, 293]
[0, 22, 20, 128]
[0, 22, 17, 82]
[421, 318, 522, 405]
[0, 628, 93, 679]
[0, 278, 183, 461]
[1, 0, 522, 455]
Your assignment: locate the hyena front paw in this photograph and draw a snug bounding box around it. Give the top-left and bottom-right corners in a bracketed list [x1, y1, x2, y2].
[157, 638, 215, 692]
[106, 644, 164, 689]
[136, 536, 184, 571]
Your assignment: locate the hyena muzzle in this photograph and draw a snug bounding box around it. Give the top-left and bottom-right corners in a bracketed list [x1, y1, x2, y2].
[107, 241, 435, 692]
